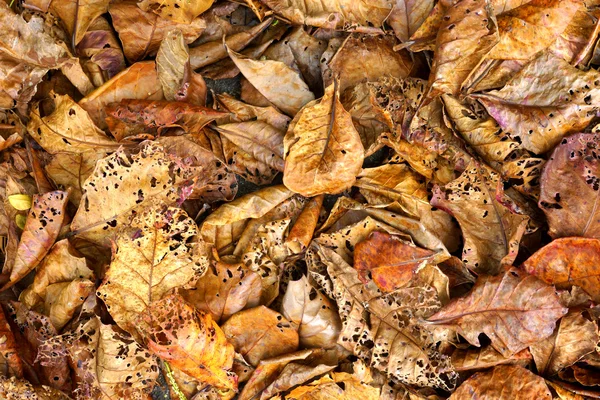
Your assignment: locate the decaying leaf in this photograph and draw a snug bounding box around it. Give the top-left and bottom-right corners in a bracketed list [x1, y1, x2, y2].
[282, 371, 380, 400]
[428, 267, 567, 357]
[0, 307, 23, 379]
[388, 0, 435, 42]
[0, 376, 70, 400]
[283, 82, 364, 197]
[45, 0, 110, 45]
[451, 346, 532, 372]
[45, 152, 101, 206]
[137, 294, 238, 392]
[138, 0, 214, 24]
[98, 206, 204, 336]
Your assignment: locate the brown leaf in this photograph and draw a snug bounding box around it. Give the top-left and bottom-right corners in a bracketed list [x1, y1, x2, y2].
[27, 92, 118, 154]
[260, 362, 336, 400]
[0, 306, 23, 378]
[549, 6, 600, 66]
[138, 294, 238, 392]
[451, 346, 532, 372]
[474, 53, 600, 154]
[281, 275, 341, 349]
[431, 162, 529, 274]
[228, 47, 315, 116]
[283, 82, 364, 197]
[46, 0, 109, 45]
[449, 365, 551, 400]
[428, 267, 567, 357]
[282, 371, 380, 400]
[45, 151, 101, 206]
[109, 0, 206, 62]
[523, 237, 600, 302]
[221, 306, 299, 367]
[79, 61, 164, 129]
[3, 191, 69, 290]
[538, 133, 600, 238]
[0, 376, 70, 400]
[138, 0, 214, 24]
[530, 310, 599, 376]
[388, 0, 435, 42]
[216, 93, 291, 132]
[70, 142, 196, 246]
[98, 206, 204, 336]
[501, 157, 545, 199]
[179, 258, 263, 323]
[39, 316, 159, 399]
[285, 194, 324, 253]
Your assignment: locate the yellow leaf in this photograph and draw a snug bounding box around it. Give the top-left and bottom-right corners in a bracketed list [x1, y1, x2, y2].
[7, 194, 32, 211]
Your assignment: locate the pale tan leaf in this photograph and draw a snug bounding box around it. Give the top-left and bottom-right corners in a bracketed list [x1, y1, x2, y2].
[48, 0, 110, 45]
[45, 151, 101, 206]
[138, 0, 214, 24]
[451, 346, 532, 372]
[387, 0, 435, 42]
[0, 376, 70, 400]
[216, 93, 291, 132]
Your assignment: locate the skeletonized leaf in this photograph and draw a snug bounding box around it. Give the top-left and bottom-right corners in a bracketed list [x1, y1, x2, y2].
[427, 267, 567, 357]
[98, 206, 204, 336]
[281, 275, 341, 349]
[283, 82, 364, 197]
[228, 47, 314, 116]
[538, 133, 600, 239]
[449, 365, 551, 400]
[0, 376, 70, 400]
[137, 294, 238, 392]
[3, 191, 69, 290]
[138, 0, 214, 24]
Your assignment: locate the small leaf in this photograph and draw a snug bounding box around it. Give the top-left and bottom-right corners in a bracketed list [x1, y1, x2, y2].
[7, 194, 32, 211]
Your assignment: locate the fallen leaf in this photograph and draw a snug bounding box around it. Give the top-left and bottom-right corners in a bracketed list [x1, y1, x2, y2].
[0, 307, 22, 378]
[451, 346, 532, 372]
[283, 82, 364, 197]
[283, 371, 380, 400]
[216, 93, 291, 132]
[387, 0, 435, 42]
[98, 206, 204, 336]
[427, 267, 567, 357]
[3, 191, 69, 290]
[45, 151, 101, 206]
[538, 133, 600, 238]
[0, 376, 70, 400]
[138, 0, 214, 24]
[47, 0, 109, 45]
[449, 365, 552, 399]
[137, 294, 238, 392]
[221, 306, 299, 367]
[7, 194, 32, 211]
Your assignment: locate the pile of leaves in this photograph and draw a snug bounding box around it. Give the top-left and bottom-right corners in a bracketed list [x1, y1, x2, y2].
[2, 0, 600, 398]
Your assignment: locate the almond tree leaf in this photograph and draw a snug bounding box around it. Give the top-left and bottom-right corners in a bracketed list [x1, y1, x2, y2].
[79, 61, 164, 129]
[522, 237, 600, 303]
[451, 346, 532, 372]
[228, 47, 314, 116]
[138, 0, 214, 24]
[449, 365, 552, 400]
[427, 267, 567, 357]
[431, 162, 529, 275]
[474, 53, 600, 154]
[259, 0, 394, 30]
[27, 92, 118, 154]
[538, 133, 600, 239]
[307, 244, 457, 390]
[48, 0, 110, 45]
[284, 194, 324, 253]
[530, 310, 599, 376]
[283, 372, 380, 400]
[0, 376, 70, 400]
[221, 306, 299, 367]
[387, 0, 435, 42]
[286, 27, 327, 95]
[137, 294, 238, 392]
[3, 191, 69, 290]
[98, 206, 204, 336]
[109, 0, 205, 62]
[179, 258, 263, 323]
[327, 35, 413, 93]
[281, 275, 341, 349]
[38, 316, 159, 399]
[549, 6, 600, 66]
[283, 82, 364, 197]
[216, 93, 291, 132]
[0, 307, 23, 379]
[429, 0, 498, 96]
[45, 151, 101, 206]
[70, 142, 195, 246]
[501, 157, 545, 199]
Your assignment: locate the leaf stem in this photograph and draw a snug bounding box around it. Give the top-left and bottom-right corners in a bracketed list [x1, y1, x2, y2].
[164, 361, 187, 400]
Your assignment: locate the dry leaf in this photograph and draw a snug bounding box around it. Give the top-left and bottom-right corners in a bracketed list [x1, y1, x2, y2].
[137, 294, 238, 392]
[428, 267, 567, 357]
[98, 206, 204, 336]
[388, 0, 435, 42]
[46, 0, 110, 45]
[138, 0, 214, 24]
[283, 82, 364, 197]
[0, 376, 70, 400]
[451, 346, 532, 372]
[216, 93, 291, 132]
[45, 151, 101, 206]
[0, 307, 23, 379]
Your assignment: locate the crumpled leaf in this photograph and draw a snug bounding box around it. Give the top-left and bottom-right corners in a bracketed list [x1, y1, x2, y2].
[98, 206, 204, 336]
[281, 275, 341, 349]
[137, 294, 238, 392]
[387, 0, 435, 42]
[179, 257, 263, 323]
[538, 132, 600, 239]
[221, 306, 299, 367]
[475, 53, 600, 154]
[138, 0, 214, 24]
[70, 142, 196, 246]
[283, 82, 364, 197]
[3, 191, 69, 290]
[109, 0, 205, 62]
[431, 162, 529, 275]
[45, 151, 101, 206]
[308, 243, 457, 390]
[427, 267, 567, 357]
[523, 237, 600, 303]
[228, 47, 314, 116]
[216, 93, 291, 132]
[451, 346, 532, 372]
[27, 92, 118, 154]
[530, 310, 599, 376]
[449, 365, 552, 400]
[0, 376, 70, 400]
[79, 61, 163, 129]
[39, 316, 159, 399]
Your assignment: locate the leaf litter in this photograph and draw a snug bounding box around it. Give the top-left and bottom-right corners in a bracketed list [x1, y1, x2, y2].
[1, 0, 600, 399]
